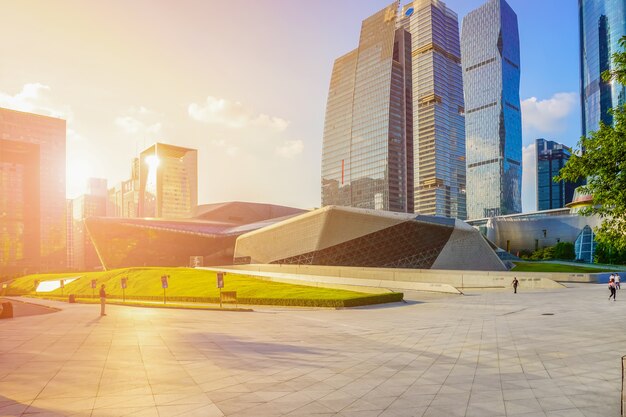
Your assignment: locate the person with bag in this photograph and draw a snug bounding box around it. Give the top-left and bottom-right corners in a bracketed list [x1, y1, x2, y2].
[608, 278, 616, 301]
[99, 284, 107, 316]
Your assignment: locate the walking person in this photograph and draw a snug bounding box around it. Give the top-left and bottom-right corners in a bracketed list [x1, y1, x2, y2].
[99, 284, 107, 316]
[609, 278, 616, 301]
[512, 277, 519, 294]
[615, 273, 621, 290]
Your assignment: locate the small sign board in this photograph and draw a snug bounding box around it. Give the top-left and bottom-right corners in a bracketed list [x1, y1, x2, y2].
[217, 272, 224, 289]
[161, 275, 168, 289]
[189, 256, 204, 268]
[121, 277, 128, 289]
[60, 280, 65, 289]
[91, 279, 97, 289]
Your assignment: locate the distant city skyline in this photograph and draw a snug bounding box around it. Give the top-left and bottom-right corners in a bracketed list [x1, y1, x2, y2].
[0, 0, 582, 212]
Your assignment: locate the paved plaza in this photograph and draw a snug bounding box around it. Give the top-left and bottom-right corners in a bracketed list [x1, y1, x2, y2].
[0, 284, 624, 417]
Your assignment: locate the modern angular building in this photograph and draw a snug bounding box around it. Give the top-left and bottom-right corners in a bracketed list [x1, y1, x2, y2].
[86, 202, 305, 269]
[536, 139, 582, 211]
[0, 107, 67, 278]
[579, 0, 626, 136]
[234, 206, 506, 271]
[461, 0, 522, 219]
[108, 157, 140, 218]
[138, 143, 197, 218]
[321, 2, 414, 213]
[399, 0, 467, 219]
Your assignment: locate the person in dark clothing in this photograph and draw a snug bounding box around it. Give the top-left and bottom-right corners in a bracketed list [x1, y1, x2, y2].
[99, 284, 107, 316]
[609, 278, 616, 301]
[512, 277, 519, 294]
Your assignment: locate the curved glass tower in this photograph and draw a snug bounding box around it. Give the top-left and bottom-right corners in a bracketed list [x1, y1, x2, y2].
[461, 0, 522, 219]
[579, 0, 626, 136]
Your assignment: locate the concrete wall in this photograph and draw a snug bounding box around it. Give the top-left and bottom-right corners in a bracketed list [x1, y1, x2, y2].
[209, 264, 565, 290]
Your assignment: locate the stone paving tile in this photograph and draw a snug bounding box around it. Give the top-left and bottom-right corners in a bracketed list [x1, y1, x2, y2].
[0, 284, 624, 416]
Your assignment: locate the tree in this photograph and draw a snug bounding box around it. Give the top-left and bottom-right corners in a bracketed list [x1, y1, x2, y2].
[556, 36, 626, 253]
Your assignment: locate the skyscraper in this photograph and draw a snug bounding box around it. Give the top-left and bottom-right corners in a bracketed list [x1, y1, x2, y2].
[579, 0, 626, 136]
[461, 0, 522, 219]
[138, 143, 197, 218]
[69, 178, 107, 271]
[536, 139, 583, 211]
[321, 2, 413, 213]
[399, 0, 466, 219]
[0, 107, 66, 277]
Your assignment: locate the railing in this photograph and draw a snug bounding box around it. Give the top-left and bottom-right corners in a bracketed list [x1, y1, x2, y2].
[622, 355, 625, 416]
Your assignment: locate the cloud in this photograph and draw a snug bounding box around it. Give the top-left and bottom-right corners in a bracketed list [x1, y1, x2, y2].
[0, 83, 72, 120]
[188, 96, 289, 132]
[115, 108, 162, 137]
[275, 139, 304, 158]
[521, 142, 537, 213]
[521, 92, 577, 134]
[211, 139, 239, 157]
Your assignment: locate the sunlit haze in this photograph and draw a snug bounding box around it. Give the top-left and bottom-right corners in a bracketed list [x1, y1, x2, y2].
[0, 0, 580, 211]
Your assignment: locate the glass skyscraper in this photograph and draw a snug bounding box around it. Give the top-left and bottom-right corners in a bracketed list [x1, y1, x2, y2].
[321, 2, 414, 213]
[0, 107, 67, 277]
[461, 0, 522, 219]
[138, 143, 198, 218]
[579, 0, 626, 136]
[399, 0, 467, 219]
[536, 139, 583, 211]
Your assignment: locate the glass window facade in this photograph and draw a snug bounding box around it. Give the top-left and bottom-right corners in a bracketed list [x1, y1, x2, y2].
[579, 0, 626, 136]
[321, 2, 414, 213]
[138, 143, 197, 219]
[0, 107, 66, 278]
[461, 0, 522, 220]
[399, 0, 467, 220]
[536, 138, 583, 211]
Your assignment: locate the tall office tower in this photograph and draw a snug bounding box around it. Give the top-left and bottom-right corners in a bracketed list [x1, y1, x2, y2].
[0, 107, 66, 277]
[138, 143, 197, 218]
[70, 178, 107, 271]
[321, 2, 414, 213]
[579, 0, 626, 136]
[108, 158, 140, 218]
[461, 0, 522, 219]
[399, 0, 466, 219]
[536, 139, 583, 211]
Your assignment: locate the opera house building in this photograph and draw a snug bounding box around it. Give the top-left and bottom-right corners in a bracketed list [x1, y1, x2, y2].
[86, 202, 506, 272]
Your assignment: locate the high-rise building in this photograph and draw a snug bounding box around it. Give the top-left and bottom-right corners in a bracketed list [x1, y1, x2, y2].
[461, 0, 522, 219]
[108, 157, 140, 218]
[579, 0, 626, 136]
[321, 2, 414, 213]
[138, 143, 197, 218]
[0, 107, 66, 278]
[399, 0, 466, 219]
[69, 178, 107, 271]
[536, 139, 583, 211]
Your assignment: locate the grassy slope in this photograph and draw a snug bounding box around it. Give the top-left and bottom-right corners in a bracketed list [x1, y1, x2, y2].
[8, 267, 403, 307]
[511, 262, 616, 273]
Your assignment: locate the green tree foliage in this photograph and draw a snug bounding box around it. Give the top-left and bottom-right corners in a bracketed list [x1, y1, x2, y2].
[553, 242, 575, 261]
[556, 36, 626, 253]
[594, 242, 626, 265]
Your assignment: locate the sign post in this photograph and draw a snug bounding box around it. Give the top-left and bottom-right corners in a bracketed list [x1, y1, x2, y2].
[161, 275, 169, 304]
[91, 279, 97, 299]
[217, 272, 225, 308]
[121, 277, 128, 302]
[60, 279, 64, 296]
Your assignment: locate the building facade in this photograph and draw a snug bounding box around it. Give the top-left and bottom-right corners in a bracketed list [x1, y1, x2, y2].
[579, 0, 626, 136]
[0, 107, 66, 278]
[399, 0, 467, 219]
[70, 178, 107, 271]
[461, 0, 522, 219]
[108, 157, 140, 218]
[321, 2, 414, 213]
[536, 138, 582, 211]
[138, 143, 198, 218]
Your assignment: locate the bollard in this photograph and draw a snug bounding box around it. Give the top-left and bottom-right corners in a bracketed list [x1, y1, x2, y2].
[68, 294, 76, 303]
[0, 302, 13, 319]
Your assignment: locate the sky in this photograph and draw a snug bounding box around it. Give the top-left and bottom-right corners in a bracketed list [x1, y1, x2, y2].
[0, 0, 581, 213]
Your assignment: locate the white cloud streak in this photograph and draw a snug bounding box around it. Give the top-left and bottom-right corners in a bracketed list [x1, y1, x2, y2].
[521, 92, 577, 134]
[275, 139, 304, 158]
[188, 96, 289, 132]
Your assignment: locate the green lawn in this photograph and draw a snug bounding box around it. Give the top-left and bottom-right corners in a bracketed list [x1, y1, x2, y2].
[6, 267, 403, 307]
[511, 262, 617, 273]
